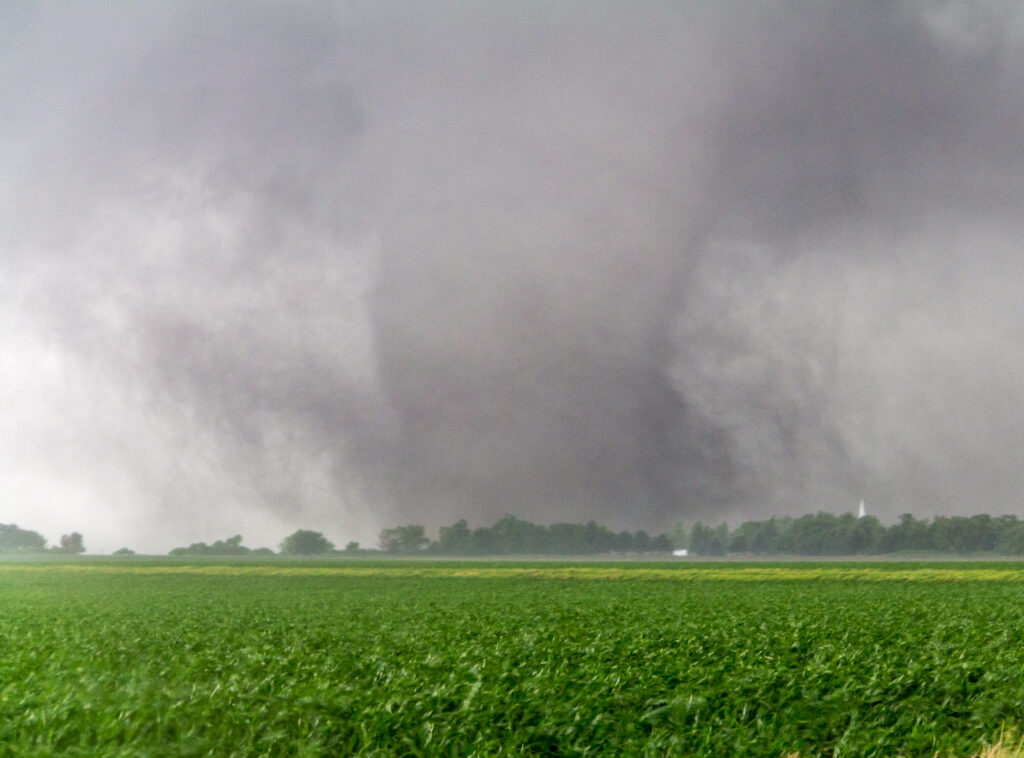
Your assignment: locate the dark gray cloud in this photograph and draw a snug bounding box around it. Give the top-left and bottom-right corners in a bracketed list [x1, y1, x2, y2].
[2, 2, 1023, 551]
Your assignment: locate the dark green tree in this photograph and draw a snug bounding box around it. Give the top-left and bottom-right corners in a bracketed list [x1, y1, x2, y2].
[998, 523, 1024, 554]
[614, 530, 634, 552]
[471, 526, 495, 554]
[549, 523, 586, 554]
[379, 525, 428, 554]
[169, 535, 252, 556]
[59, 532, 85, 554]
[438, 519, 473, 554]
[884, 513, 930, 551]
[280, 530, 334, 555]
[651, 533, 673, 552]
[689, 522, 725, 556]
[210, 535, 249, 555]
[169, 542, 209, 556]
[0, 524, 47, 553]
[751, 518, 780, 554]
[490, 516, 549, 554]
[728, 530, 750, 553]
[633, 530, 651, 552]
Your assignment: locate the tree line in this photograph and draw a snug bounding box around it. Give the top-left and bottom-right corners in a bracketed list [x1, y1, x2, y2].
[13, 511, 1024, 557]
[166, 519, 674, 556]
[381, 516, 674, 555]
[0, 524, 84, 554]
[169, 534, 276, 556]
[679, 512, 1024, 556]
[167, 530, 357, 556]
[164, 513, 1024, 557]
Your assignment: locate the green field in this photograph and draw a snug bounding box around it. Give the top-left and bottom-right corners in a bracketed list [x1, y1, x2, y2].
[3, 561, 1024, 756]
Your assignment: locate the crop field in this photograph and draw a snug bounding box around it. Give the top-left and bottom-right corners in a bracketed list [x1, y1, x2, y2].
[4, 562, 1024, 756]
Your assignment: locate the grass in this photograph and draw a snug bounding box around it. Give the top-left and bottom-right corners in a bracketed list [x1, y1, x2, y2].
[2, 561, 1024, 755]
[980, 742, 1024, 758]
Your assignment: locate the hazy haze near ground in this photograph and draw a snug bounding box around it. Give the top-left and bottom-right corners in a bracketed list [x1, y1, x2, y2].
[2, 2, 1023, 553]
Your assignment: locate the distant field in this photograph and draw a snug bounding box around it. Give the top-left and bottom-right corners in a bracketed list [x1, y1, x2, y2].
[3, 561, 1024, 756]
[10, 560, 1024, 582]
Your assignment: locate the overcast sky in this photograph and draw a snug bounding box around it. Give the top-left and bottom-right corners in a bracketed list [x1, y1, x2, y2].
[3, 2, 1024, 553]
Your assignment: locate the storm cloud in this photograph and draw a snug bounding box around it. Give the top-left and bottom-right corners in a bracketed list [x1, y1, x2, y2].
[2, 2, 1024, 552]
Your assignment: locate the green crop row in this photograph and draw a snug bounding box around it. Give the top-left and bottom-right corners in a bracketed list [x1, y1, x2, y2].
[2, 563, 1024, 756]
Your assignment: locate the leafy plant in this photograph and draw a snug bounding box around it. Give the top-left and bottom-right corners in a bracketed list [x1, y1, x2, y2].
[2, 561, 1023, 755]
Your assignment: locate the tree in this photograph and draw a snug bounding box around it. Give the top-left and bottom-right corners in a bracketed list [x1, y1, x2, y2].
[998, 523, 1024, 555]
[583, 521, 615, 553]
[728, 530, 750, 553]
[751, 518, 780, 555]
[651, 533, 673, 552]
[112, 547, 135, 555]
[345, 541, 361, 552]
[614, 530, 634, 552]
[689, 522, 725, 556]
[169, 535, 252, 556]
[59, 532, 85, 554]
[471, 526, 495, 554]
[437, 520, 472, 554]
[280, 530, 334, 555]
[852, 515, 886, 554]
[490, 516, 549, 554]
[549, 522, 586, 554]
[0, 523, 47, 553]
[209, 534, 250, 555]
[396, 525, 427, 553]
[885, 513, 930, 552]
[379, 525, 429, 554]
[169, 542, 209, 556]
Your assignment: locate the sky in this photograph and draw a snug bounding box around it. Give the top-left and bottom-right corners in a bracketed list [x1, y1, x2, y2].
[2, 2, 1024, 554]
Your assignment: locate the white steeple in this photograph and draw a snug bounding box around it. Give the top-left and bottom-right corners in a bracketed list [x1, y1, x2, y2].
[857, 499, 866, 518]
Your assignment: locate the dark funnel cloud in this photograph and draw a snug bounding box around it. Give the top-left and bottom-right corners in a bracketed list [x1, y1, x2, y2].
[2, 2, 1024, 552]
